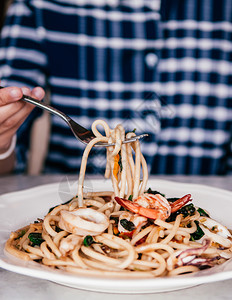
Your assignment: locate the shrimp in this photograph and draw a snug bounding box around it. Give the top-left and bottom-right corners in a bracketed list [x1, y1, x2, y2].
[115, 193, 191, 220]
[59, 208, 109, 236]
[115, 194, 171, 220]
[169, 194, 192, 213]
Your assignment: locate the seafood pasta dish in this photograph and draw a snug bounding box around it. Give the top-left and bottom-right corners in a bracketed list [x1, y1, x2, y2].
[5, 121, 232, 278]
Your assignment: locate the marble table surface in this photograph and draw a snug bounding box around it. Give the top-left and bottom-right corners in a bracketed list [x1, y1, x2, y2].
[0, 175, 232, 300]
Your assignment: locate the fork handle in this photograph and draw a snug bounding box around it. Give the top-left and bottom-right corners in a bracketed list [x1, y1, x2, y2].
[21, 95, 72, 123]
[0, 86, 72, 124]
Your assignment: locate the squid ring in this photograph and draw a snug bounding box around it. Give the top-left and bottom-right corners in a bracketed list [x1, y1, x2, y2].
[59, 208, 109, 236]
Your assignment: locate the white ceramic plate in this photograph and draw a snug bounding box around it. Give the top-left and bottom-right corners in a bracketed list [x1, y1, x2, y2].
[1, 179, 232, 294]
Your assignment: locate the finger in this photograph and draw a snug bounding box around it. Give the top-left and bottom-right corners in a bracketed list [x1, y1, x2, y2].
[20, 86, 35, 110]
[0, 102, 35, 135]
[0, 100, 35, 149]
[21, 86, 32, 97]
[21, 86, 45, 101]
[0, 101, 26, 125]
[0, 86, 34, 125]
[19, 86, 45, 110]
[0, 86, 46, 150]
[31, 87, 45, 100]
[17, 86, 45, 118]
[0, 86, 45, 132]
[0, 87, 23, 106]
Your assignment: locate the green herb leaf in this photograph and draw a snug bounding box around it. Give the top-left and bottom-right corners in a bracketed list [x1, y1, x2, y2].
[126, 128, 137, 135]
[18, 230, 26, 238]
[118, 151, 123, 172]
[190, 221, 205, 241]
[167, 197, 179, 203]
[128, 195, 133, 201]
[145, 188, 165, 197]
[110, 216, 119, 225]
[197, 207, 210, 218]
[120, 219, 135, 231]
[83, 235, 95, 247]
[167, 203, 196, 222]
[28, 233, 44, 246]
[55, 226, 63, 233]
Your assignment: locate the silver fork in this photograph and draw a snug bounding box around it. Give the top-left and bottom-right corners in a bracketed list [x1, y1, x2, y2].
[6, 89, 148, 146]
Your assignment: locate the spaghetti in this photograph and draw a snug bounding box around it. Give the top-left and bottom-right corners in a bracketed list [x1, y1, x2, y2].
[5, 120, 232, 277]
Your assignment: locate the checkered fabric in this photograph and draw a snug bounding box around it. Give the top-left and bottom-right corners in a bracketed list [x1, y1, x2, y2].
[0, 0, 232, 175]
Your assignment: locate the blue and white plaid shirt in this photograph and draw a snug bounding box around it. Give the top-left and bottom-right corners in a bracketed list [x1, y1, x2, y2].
[0, 0, 232, 175]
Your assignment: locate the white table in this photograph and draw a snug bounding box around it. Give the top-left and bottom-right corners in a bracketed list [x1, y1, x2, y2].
[1, 175, 232, 300]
